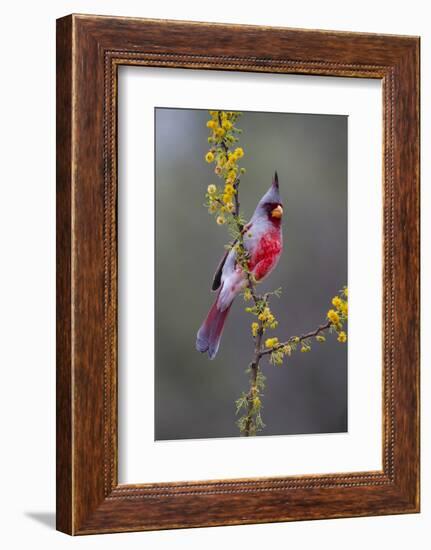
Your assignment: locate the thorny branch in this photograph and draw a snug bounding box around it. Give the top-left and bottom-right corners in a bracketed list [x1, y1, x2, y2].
[259, 321, 332, 358]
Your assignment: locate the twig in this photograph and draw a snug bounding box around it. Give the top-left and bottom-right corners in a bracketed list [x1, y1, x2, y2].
[259, 320, 332, 358]
[217, 132, 264, 436]
[244, 329, 263, 436]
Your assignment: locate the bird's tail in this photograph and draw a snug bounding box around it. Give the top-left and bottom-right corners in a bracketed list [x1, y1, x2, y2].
[196, 293, 232, 359]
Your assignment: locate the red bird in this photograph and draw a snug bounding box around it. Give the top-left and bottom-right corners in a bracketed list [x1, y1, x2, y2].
[196, 172, 284, 359]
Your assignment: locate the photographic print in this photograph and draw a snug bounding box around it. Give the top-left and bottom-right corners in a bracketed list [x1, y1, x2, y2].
[57, 17, 420, 533]
[155, 107, 348, 440]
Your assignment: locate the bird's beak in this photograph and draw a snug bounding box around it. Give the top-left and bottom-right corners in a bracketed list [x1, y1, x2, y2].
[271, 205, 283, 219]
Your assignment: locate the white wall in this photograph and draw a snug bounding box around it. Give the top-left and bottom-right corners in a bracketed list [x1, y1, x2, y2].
[0, 1, 427, 548]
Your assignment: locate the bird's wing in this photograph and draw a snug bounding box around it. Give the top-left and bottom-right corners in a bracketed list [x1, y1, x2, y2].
[211, 222, 254, 291]
[211, 239, 237, 291]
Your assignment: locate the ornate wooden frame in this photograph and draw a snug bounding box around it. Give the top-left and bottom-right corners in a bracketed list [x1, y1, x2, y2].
[56, 14, 420, 535]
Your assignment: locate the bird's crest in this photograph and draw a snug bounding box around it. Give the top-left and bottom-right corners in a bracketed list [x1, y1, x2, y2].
[256, 171, 281, 208]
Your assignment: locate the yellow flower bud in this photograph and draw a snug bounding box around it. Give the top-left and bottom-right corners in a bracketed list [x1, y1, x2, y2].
[205, 151, 215, 163]
[337, 331, 347, 343]
[327, 309, 340, 324]
[332, 296, 342, 309]
[243, 288, 252, 301]
[265, 337, 279, 349]
[224, 184, 235, 195]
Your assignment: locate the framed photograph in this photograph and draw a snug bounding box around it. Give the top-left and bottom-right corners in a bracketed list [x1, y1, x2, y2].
[56, 14, 420, 534]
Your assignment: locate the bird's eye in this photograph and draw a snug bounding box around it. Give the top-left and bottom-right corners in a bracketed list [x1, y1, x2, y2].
[271, 205, 283, 219]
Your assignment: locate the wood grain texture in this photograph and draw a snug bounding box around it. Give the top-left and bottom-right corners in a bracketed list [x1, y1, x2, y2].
[56, 15, 73, 535]
[56, 14, 420, 535]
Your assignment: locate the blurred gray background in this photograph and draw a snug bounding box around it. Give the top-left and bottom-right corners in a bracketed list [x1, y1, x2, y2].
[155, 108, 347, 440]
